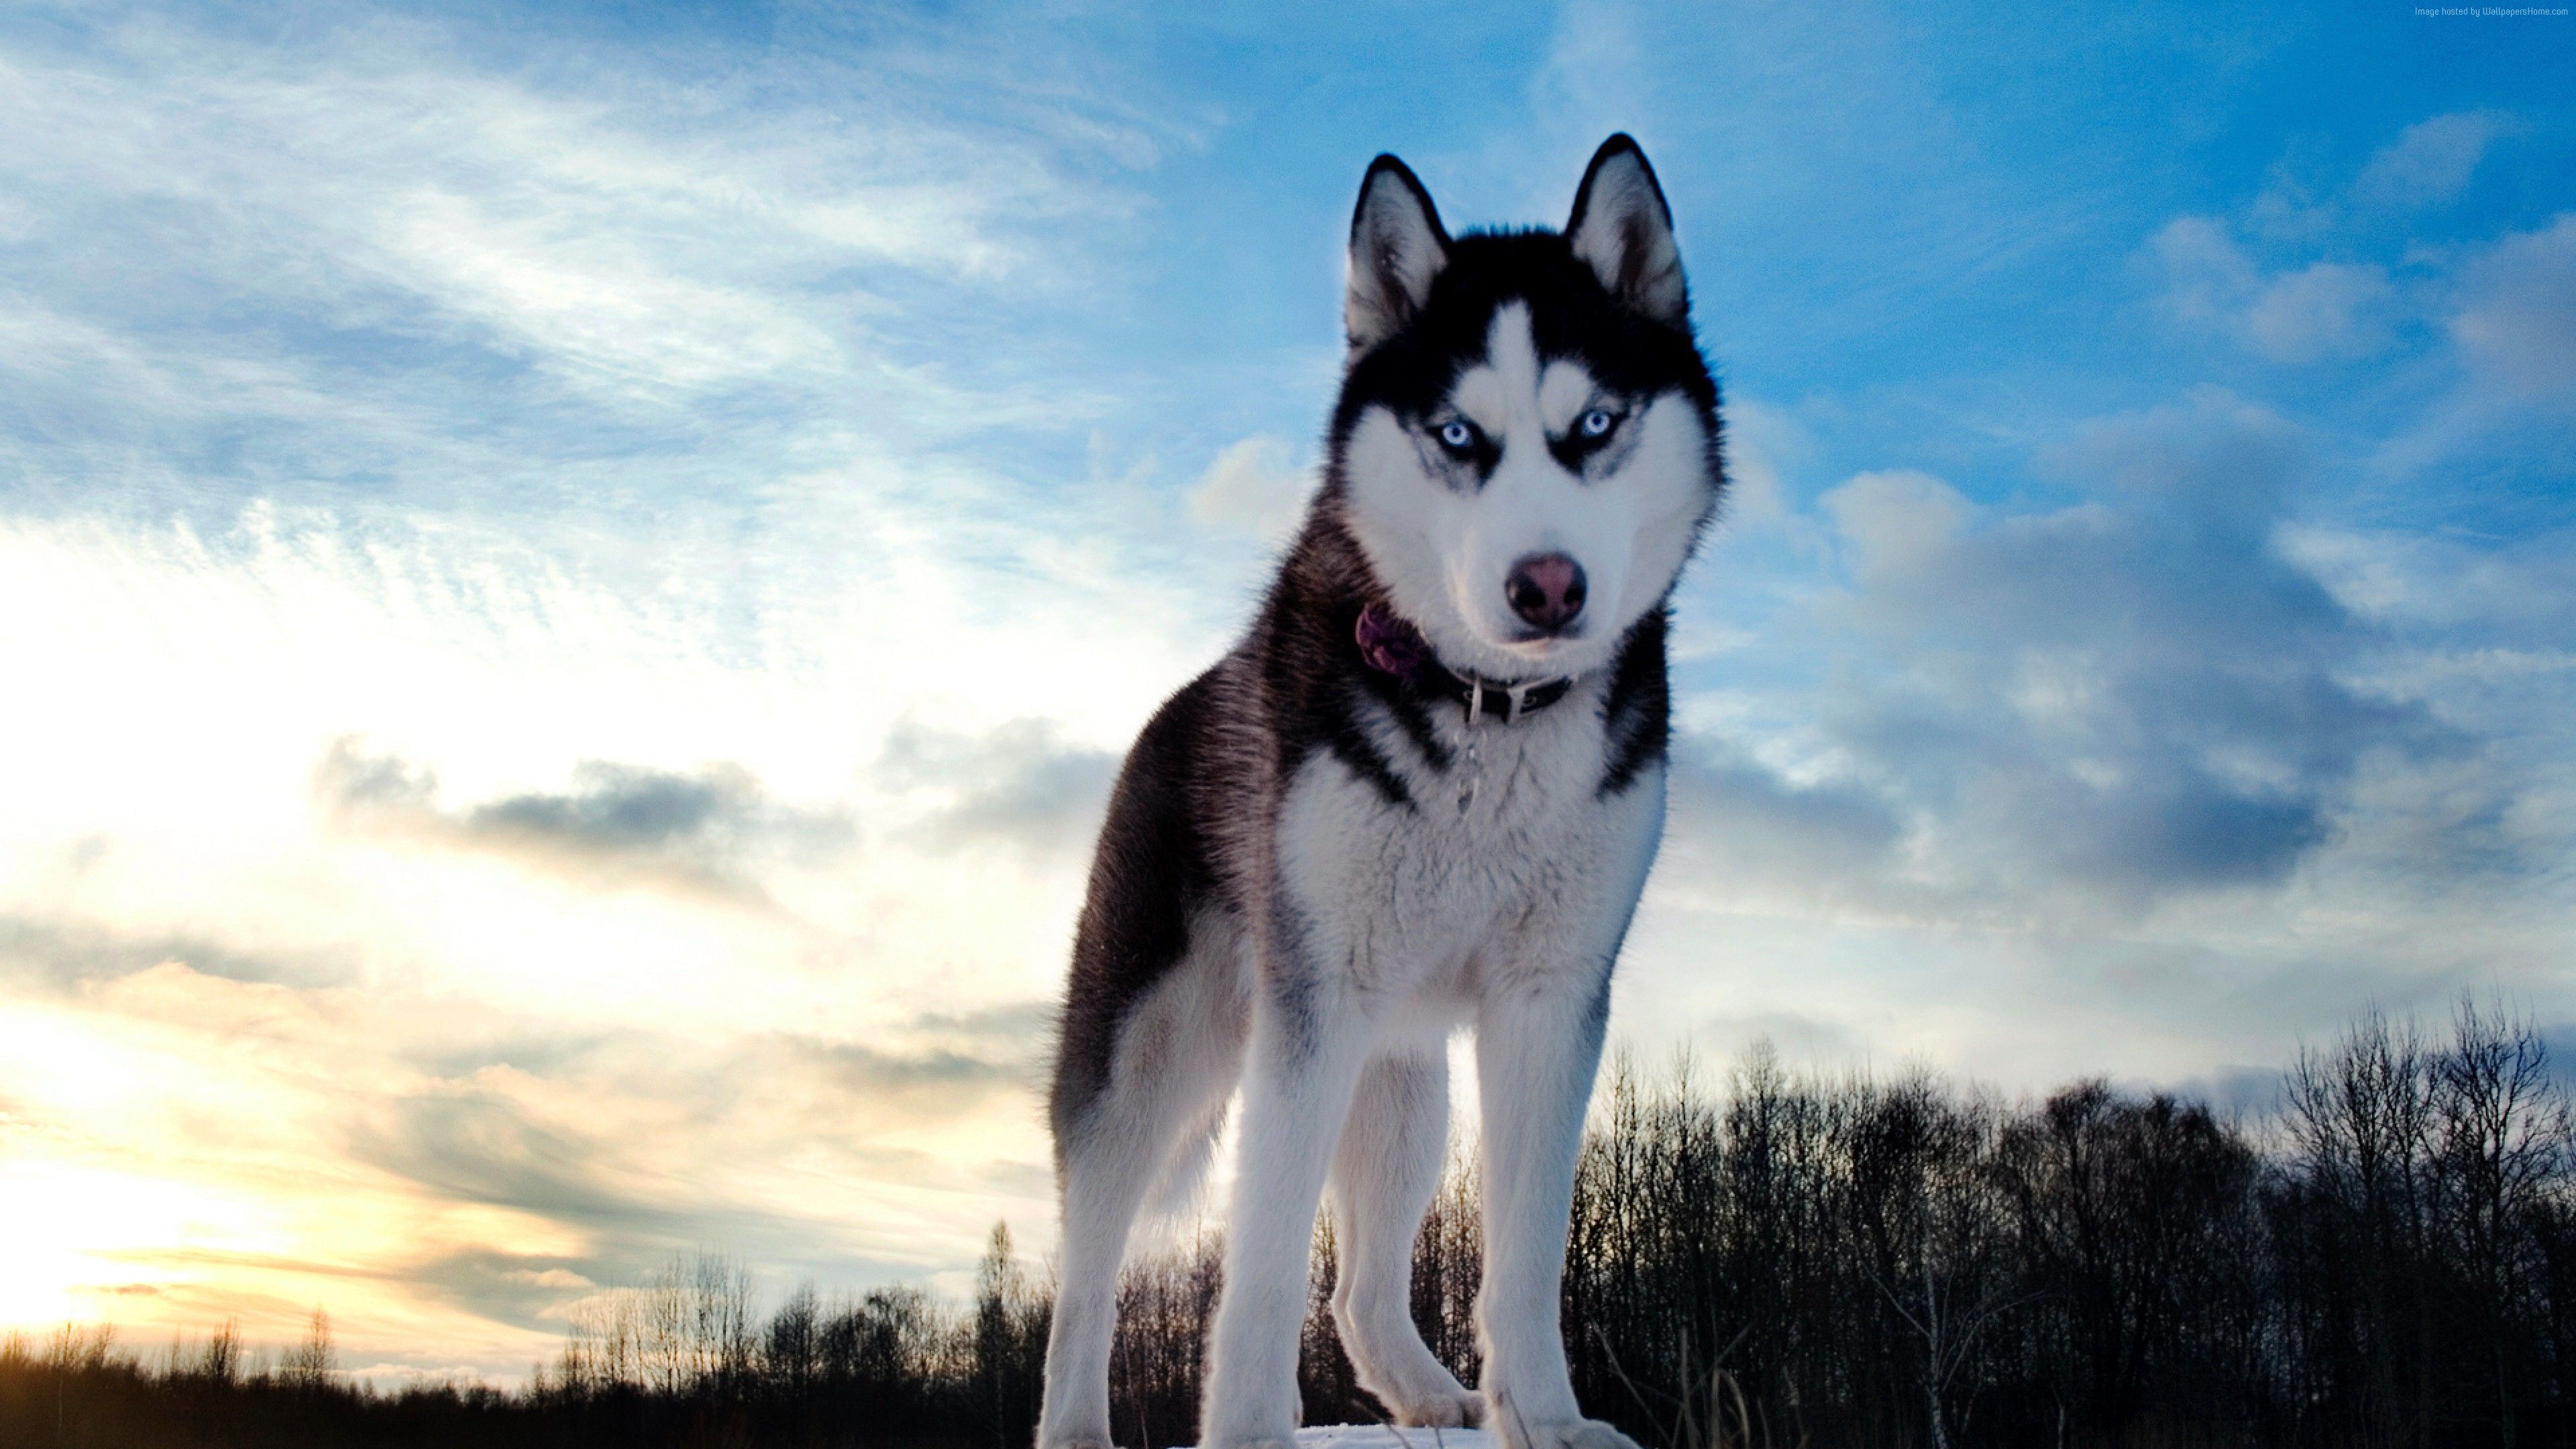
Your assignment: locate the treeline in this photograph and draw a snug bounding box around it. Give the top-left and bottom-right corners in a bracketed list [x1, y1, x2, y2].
[0, 1313, 549, 1446]
[1544, 1002, 2576, 1448]
[10, 1002, 2576, 1448]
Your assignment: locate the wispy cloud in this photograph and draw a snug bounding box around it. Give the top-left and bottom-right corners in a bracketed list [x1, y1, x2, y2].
[0, 4, 1169, 523]
[317, 740, 853, 905]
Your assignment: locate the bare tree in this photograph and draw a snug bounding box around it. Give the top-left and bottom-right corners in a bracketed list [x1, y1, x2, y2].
[279, 1307, 335, 1392]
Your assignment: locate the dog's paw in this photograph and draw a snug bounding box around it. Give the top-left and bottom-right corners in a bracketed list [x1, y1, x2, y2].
[1496, 1417, 1646, 1449]
[1388, 1386, 1484, 1428]
[1037, 1436, 1118, 1449]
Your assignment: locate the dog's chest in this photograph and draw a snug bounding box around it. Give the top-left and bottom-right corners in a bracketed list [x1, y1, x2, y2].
[1273, 700, 1640, 981]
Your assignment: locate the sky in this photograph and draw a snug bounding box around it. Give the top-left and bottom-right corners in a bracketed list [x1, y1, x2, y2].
[1, 0, 2571, 1386]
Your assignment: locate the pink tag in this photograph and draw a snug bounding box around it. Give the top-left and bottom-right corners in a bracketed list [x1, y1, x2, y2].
[1354, 602, 1430, 678]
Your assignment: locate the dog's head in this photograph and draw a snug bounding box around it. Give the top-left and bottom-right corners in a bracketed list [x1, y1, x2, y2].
[1324, 135, 1722, 683]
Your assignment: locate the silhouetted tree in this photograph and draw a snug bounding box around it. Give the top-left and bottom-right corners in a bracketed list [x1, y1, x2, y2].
[16, 999, 2576, 1449]
[280, 1308, 337, 1393]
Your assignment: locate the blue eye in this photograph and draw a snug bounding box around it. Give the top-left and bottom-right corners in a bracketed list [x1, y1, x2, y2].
[1579, 408, 1616, 438]
[1436, 420, 1477, 453]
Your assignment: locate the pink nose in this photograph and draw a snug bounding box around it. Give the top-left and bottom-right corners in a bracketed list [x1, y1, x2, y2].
[1505, 552, 1588, 633]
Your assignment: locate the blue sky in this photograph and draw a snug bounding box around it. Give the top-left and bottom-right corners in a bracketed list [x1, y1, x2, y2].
[1, 0, 2570, 1383]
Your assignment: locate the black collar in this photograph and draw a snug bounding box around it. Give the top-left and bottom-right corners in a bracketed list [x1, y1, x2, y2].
[1423, 668, 1575, 724]
[1355, 602, 1576, 725]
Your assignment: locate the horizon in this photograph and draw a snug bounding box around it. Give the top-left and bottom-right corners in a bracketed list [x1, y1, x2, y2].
[0, 1006, 2542, 1388]
[1, 0, 2570, 1387]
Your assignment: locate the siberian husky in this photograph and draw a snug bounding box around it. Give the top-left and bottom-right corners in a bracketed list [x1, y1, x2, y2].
[1038, 135, 1723, 1449]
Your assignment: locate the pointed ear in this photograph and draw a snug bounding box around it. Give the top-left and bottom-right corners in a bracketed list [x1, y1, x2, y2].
[1346, 154, 1451, 352]
[1566, 133, 1687, 327]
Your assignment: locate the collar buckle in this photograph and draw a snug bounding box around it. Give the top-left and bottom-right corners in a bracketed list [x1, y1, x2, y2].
[1462, 675, 1540, 727]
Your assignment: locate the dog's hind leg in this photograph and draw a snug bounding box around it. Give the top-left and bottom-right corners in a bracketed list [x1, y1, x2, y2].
[1328, 1048, 1481, 1428]
[1046, 1100, 1240, 1449]
[1040, 1114, 1159, 1449]
[1041, 954, 1248, 1449]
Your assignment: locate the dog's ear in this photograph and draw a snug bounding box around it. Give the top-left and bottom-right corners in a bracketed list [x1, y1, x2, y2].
[1566, 133, 1687, 328]
[1346, 154, 1450, 353]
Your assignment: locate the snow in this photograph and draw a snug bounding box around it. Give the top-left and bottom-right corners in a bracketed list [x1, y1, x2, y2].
[1168, 1430, 1497, 1449]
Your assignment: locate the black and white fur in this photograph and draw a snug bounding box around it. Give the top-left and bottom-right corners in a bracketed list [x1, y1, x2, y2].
[1038, 136, 1723, 1449]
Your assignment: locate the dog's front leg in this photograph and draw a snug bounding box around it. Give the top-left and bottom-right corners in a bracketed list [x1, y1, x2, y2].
[1474, 969, 1641, 1449]
[1199, 957, 1373, 1449]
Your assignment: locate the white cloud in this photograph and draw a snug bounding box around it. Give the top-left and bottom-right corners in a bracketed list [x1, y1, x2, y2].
[2242, 261, 2395, 363]
[1820, 469, 1972, 584]
[2451, 213, 2576, 405]
[2150, 218, 2393, 362]
[2152, 216, 2259, 325]
[1682, 394, 2504, 930]
[1625, 386, 2576, 1092]
[2353, 110, 2511, 212]
[1186, 434, 1314, 543]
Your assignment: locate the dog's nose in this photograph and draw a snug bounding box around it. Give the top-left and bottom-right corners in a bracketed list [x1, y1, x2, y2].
[1504, 553, 1587, 633]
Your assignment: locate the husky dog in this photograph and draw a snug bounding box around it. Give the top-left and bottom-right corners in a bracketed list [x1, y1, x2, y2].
[1038, 135, 1722, 1449]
